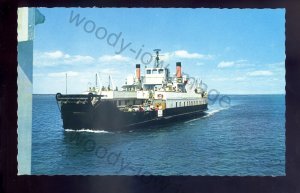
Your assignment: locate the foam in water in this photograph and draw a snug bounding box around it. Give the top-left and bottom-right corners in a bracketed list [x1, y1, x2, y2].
[202, 108, 228, 118]
[184, 118, 202, 123]
[184, 107, 229, 123]
[65, 129, 112, 134]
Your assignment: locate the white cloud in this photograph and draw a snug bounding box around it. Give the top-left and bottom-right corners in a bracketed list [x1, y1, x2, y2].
[98, 55, 131, 63]
[48, 71, 79, 77]
[159, 52, 172, 62]
[234, 77, 246, 81]
[266, 61, 284, 67]
[63, 55, 94, 64]
[266, 61, 285, 73]
[100, 68, 121, 75]
[217, 61, 235, 68]
[159, 50, 213, 64]
[217, 60, 248, 68]
[247, 70, 273, 76]
[44, 50, 64, 59]
[174, 50, 212, 59]
[34, 50, 95, 67]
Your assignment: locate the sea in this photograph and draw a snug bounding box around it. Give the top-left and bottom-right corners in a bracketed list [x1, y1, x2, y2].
[31, 94, 285, 176]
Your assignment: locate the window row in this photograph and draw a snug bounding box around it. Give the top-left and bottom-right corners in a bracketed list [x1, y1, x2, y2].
[173, 100, 203, 108]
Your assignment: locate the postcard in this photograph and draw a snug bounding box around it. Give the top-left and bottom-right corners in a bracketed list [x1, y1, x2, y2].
[17, 8, 285, 176]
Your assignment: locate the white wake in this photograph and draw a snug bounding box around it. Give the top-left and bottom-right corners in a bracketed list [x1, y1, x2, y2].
[185, 107, 229, 123]
[202, 108, 228, 118]
[65, 129, 112, 134]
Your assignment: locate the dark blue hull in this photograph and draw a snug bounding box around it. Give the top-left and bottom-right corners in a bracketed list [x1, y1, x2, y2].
[60, 100, 208, 131]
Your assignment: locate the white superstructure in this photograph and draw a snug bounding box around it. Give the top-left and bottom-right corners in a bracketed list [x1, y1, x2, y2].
[85, 49, 208, 111]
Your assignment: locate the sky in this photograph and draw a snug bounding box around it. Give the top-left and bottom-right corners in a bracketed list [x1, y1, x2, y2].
[31, 8, 285, 94]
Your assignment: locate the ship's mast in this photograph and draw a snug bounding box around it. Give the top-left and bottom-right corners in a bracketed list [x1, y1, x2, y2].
[153, 49, 161, 68]
[95, 73, 98, 87]
[108, 75, 112, 90]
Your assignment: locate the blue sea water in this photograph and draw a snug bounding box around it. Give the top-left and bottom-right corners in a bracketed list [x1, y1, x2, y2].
[31, 94, 285, 175]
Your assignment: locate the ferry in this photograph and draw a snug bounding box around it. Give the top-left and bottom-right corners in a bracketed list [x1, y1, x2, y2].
[56, 49, 208, 130]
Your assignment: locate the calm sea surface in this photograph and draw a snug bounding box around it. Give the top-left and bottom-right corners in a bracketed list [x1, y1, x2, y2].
[32, 94, 285, 175]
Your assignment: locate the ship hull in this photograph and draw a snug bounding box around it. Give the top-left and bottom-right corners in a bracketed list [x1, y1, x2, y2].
[60, 100, 208, 131]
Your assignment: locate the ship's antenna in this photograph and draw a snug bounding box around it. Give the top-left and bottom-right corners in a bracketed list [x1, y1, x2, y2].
[110, 75, 115, 90]
[95, 73, 98, 87]
[153, 49, 162, 68]
[65, 73, 68, 94]
[108, 75, 111, 90]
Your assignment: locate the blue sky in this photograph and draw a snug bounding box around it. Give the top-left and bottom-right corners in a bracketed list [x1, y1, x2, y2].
[32, 8, 285, 94]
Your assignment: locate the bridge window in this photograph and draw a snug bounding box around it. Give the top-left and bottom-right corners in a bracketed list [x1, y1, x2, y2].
[146, 70, 151, 74]
[152, 69, 158, 74]
[159, 69, 164, 74]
